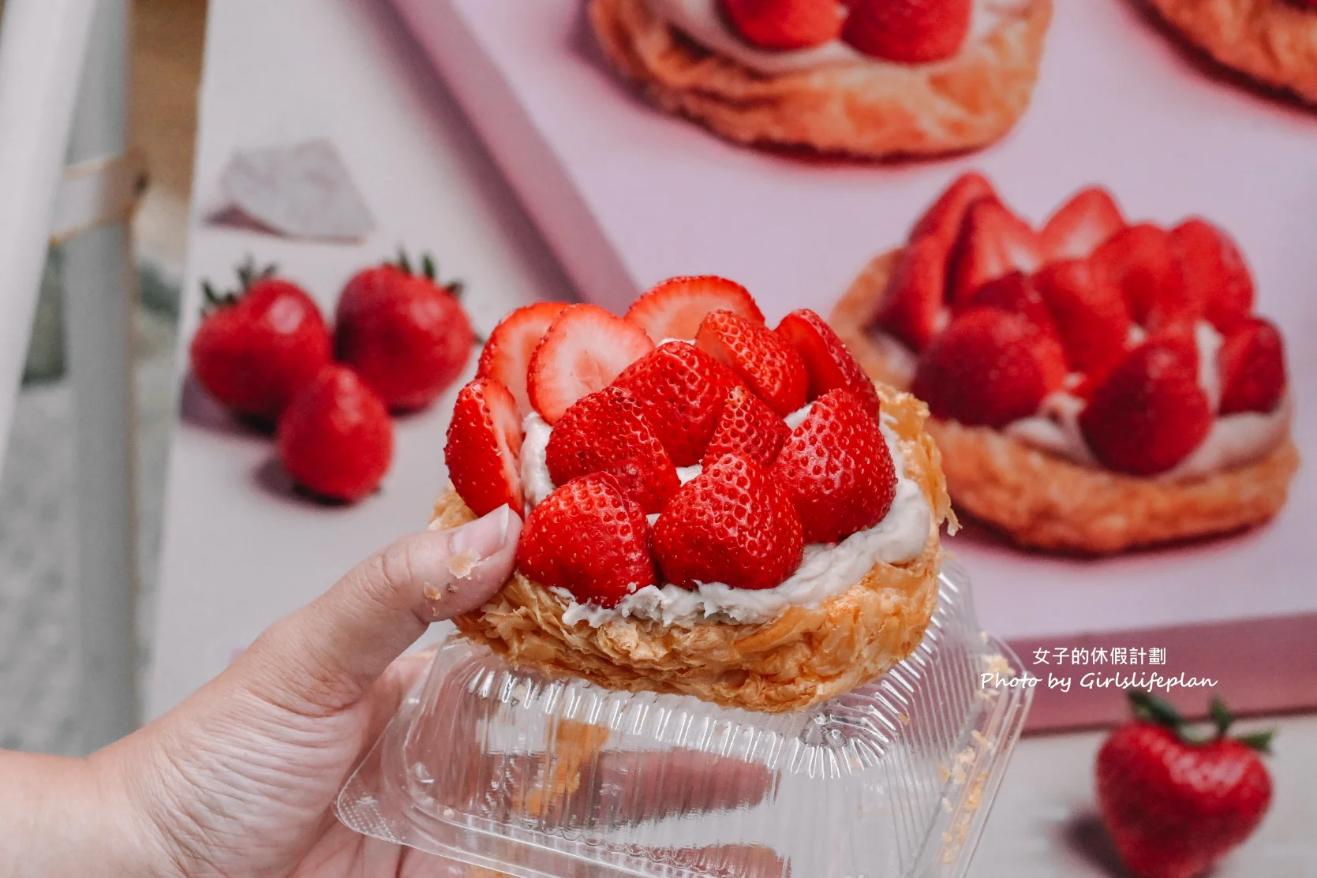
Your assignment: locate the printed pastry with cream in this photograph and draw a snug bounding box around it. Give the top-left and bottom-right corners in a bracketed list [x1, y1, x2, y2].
[589, 0, 1052, 159]
[832, 173, 1299, 554]
[436, 277, 950, 712]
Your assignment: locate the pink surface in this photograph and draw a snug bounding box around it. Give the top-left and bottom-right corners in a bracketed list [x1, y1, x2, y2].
[390, 0, 1317, 723]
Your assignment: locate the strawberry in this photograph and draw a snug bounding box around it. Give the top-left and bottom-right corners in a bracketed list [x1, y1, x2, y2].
[719, 0, 844, 49]
[1033, 259, 1133, 376]
[190, 261, 331, 423]
[772, 389, 897, 543]
[444, 377, 525, 516]
[517, 473, 656, 608]
[335, 252, 473, 412]
[873, 235, 947, 351]
[696, 310, 808, 416]
[910, 172, 996, 248]
[967, 271, 1056, 332]
[1090, 224, 1183, 327]
[625, 275, 765, 343]
[527, 304, 654, 423]
[912, 308, 1066, 427]
[545, 386, 679, 513]
[947, 196, 1042, 304]
[1097, 691, 1273, 878]
[1039, 186, 1125, 261]
[653, 453, 803, 590]
[703, 384, 790, 468]
[276, 365, 392, 502]
[1217, 318, 1286, 415]
[611, 341, 737, 467]
[1169, 218, 1255, 333]
[476, 301, 568, 415]
[842, 0, 971, 63]
[775, 308, 882, 419]
[1079, 336, 1211, 475]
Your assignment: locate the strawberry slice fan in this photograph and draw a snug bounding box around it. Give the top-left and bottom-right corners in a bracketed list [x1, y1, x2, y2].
[336, 277, 1032, 877]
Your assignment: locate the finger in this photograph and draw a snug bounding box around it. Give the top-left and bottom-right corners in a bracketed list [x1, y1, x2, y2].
[235, 505, 519, 715]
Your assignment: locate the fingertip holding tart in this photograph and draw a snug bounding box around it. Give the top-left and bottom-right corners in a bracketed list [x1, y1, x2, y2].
[588, 0, 1053, 159]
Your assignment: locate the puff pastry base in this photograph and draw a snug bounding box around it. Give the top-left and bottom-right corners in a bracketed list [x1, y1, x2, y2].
[1148, 0, 1317, 105]
[831, 248, 1301, 554]
[432, 384, 951, 713]
[589, 0, 1052, 159]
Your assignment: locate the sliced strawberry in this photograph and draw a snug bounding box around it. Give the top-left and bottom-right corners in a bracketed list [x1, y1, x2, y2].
[527, 304, 654, 423]
[1033, 259, 1133, 376]
[1039, 187, 1125, 261]
[545, 386, 679, 513]
[517, 473, 656, 608]
[476, 301, 568, 415]
[913, 308, 1066, 427]
[1080, 337, 1211, 475]
[772, 389, 897, 543]
[718, 0, 844, 49]
[1217, 318, 1286, 415]
[444, 377, 524, 516]
[611, 342, 737, 467]
[910, 172, 997, 248]
[703, 385, 790, 468]
[653, 453, 803, 590]
[696, 310, 808, 416]
[775, 308, 882, 419]
[1169, 218, 1255, 333]
[1090, 223, 1183, 326]
[968, 271, 1056, 333]
[947, 196, 1042, 304]
[842, 0, 971, 63]
[625, 275, 764, 342]
[873, 235, 947, 351]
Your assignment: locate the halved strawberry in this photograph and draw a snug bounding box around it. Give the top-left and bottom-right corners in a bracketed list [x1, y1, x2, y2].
[1090, 223, 1183, 326]
[545, 386, 679, 513]
[476, 301, 567, 415]
[719, 0, 844, 49]
[1079, 337, 1211, 475]
[653, 453, 803, 590]
[703, 384, 790, 468]
[1169, 218, 1254, 334]
[772, 388, 897, 543]
[913, 308, 1066, 427]
[527, 304, 654, 423]
[1033, 259, 1133, 376]
[775, 308, 882, 419]
[444, 377, 524, 516]
[611, 342, 737, 467]
[625, 275, 764, 342]
[968, 271, 1056, 333]
[873, 235, 947, 351]
[696, 310, 808, 415]
[947, 196, 1042, 304]
[1039, 187, 1125, 261]
[516, 473, 656, 608]
[842, 0, 971, 63]
[910, 172, 997, 248]
[1217, 318, 1286, 415]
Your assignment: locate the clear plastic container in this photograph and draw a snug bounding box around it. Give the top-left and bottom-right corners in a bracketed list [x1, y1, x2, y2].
[337, 561, 1031, 877]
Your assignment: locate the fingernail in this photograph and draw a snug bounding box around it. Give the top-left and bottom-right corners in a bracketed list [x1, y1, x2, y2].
[447, 505, 519, 579]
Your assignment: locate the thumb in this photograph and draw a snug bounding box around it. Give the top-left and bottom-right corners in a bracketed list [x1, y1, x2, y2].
[234, 504, 520, 715]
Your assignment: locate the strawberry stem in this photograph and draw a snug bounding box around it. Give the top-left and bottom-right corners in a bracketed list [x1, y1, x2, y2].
[396, 246, 413, 275]
[1235, 730, 1274, 755]
[1209, 696, 1233, 738]
[1126, 689, 1275, 753]
[421, 252, 437, 282]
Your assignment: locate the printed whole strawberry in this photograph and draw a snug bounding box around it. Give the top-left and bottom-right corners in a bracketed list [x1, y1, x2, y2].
[1217, 318, 1286, 415]
[719, 0, 844, 50]
[276, 365, 393, 502]
[444, 377, 525, 516]
[612, 341, 738, 466]
[190, 261, 331, 423]
[1097, 690, 1273, 878]
[696, 310, 808, 416]
[334, 251, 473, 412]
[1032, 258, 1133, 376]
[842, 0, 971, 63]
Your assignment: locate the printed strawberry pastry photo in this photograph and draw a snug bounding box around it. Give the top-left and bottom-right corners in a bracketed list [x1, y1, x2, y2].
[435, 277, 951, 712]
[589, 0, 1052, 159]
[832, 173, 1299, 554]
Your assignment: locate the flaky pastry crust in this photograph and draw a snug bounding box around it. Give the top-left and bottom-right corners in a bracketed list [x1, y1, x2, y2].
[432, 384, 951, 713]
[831, 248, 1301, 554]
[588, 0, 1052, 159]
[1148, 0, 1317, 105]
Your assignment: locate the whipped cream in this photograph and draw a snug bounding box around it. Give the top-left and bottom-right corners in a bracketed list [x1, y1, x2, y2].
[520, 407, 932, 627]
[648, 0, 1029, 76]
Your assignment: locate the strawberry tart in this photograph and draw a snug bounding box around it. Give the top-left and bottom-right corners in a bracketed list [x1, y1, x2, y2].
[435, 277, 951, 712]
[589, 0, 1052, 159]
[832, 173, 1299, 554]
